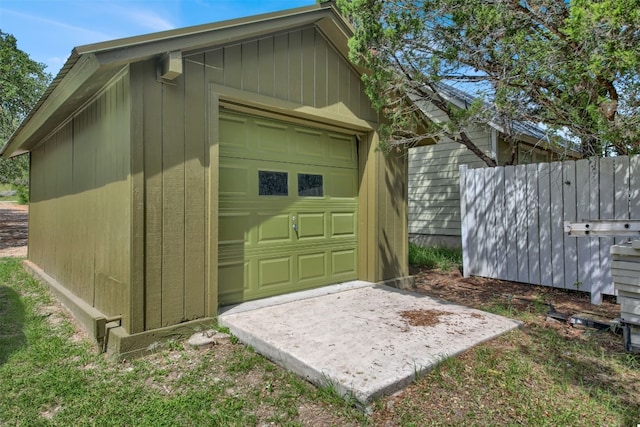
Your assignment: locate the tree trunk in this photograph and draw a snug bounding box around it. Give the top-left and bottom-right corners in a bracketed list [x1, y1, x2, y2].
[458, 131, 497, 167]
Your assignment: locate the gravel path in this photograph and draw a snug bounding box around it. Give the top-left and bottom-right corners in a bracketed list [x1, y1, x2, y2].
[0, 202, 28, 258]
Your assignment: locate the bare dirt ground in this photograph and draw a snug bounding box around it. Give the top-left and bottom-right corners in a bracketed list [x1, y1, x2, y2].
[410, 265, 621, 339]
[0, 202, 28, 258]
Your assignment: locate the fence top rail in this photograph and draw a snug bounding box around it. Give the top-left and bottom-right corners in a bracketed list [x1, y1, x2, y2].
[565, 220, 640, 237]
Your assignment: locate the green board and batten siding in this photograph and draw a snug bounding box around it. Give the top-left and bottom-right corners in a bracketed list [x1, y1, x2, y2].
[132, 58, 209, 331]
[29, 70, 133, 330]
[24, 9, 408, 343]
[134, 25, 401, 326]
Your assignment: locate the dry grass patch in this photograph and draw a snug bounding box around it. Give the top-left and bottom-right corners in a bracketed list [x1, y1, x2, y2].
[400, 309, 454, 327]
[370, 266, 640, 426]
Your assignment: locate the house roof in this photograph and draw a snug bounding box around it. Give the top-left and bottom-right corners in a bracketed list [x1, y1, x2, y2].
[411, 81, 581, 156]
[1, 1, 352, 158]
[433, 82, 548, 141]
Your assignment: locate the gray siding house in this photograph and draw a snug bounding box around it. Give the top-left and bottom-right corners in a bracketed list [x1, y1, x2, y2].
[409, 84, 575, 248]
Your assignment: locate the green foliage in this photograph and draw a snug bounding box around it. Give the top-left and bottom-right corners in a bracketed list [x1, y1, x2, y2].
[0, 32, 50, 142]
[0, 183, 16, 201]
[338, 0, 640, 158]
[408, 243, 462, 271]
[0, 32, 50, 188]
[0, 153, 29, 187]
[14, 183, 28, 205]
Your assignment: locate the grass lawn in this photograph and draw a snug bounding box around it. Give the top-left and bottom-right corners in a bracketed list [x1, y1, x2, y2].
[0, 184, 18, 202]
[408, 243, 462, 271]
[0, 258, 365, 426]
[1, 256, 639, 426]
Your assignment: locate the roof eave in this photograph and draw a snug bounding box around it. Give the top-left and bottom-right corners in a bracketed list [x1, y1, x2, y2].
[1, 54, 101, 158]
[77, 2, 340, 57]
[90, 5, 350, 68]
[1, 2, 353, 158]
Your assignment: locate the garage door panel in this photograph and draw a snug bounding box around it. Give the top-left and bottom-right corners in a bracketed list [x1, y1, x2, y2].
[297, 213, 325, 239]
[298, 253, 327, 282]
[219, 114, 249, 155]
[219, 112, 358, 170]
[331, 212, 356, 237]
[329, 133, 357, 164]
[256, 120, 289, 155]
[258, 256, 292, 287]
[257, 213, 291, 242]
[329, 171, 358, 199]
[218, 111, 358, 305]
[294, 128, 324, 159]
[219, 213, 249, 243]
[218, 241, 245, 261]
[332, 249, 357, 276]
[219, 165, 249, 196]
[219, 261, 250, 301]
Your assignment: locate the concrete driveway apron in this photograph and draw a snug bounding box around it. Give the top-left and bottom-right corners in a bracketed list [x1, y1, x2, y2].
[219, 281, 521, 407]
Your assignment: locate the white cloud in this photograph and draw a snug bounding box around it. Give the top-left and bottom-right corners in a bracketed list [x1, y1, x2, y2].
[2, 8, 114, 41]
[46, 57, 67, 69]
[96, 3, 177, 33]
[128, 11, 176, 32]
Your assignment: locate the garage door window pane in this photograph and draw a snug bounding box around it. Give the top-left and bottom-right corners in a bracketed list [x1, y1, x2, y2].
[298, 174, 323, 197]
[259, 171, 288, 196]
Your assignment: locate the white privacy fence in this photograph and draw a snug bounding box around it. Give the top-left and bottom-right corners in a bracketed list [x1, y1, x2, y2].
[460, 155, 640, 304]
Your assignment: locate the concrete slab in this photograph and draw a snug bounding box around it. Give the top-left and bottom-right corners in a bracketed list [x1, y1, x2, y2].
[219, 282, 521, 407]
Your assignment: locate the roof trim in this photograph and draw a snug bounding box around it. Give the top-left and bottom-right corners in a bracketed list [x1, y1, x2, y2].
[432, 82, 548, 141]
[1, 1, 352, 158]
[410, 82, 580, 157]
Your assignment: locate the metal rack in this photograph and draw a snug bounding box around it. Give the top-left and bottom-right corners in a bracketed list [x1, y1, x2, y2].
[566, 221, 640, 352]
[611, 240, 640, 352]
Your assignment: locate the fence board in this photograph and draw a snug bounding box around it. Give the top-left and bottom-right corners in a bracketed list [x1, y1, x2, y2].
[575, 159, 592, 292]
[515, 165, 529, 283]
[538, 162, 552, 286]
[477, 169, 489, 277]
[631, 156, 640, 220]
[460, 165, 470, 277]
[549, 161, 565, 288]
[589, 158, 603, 304]
[494, 167, 507, 280]
[469, 167, 479, 276]
[562, 161, 578, 289]
[487, 168, 498, 278]
[527, 164, 541, 285]
[460, 155, 639, 303]
[505, 166, 518, 282]
[614, 157, 630, 245]
[597, 159, 615, 303]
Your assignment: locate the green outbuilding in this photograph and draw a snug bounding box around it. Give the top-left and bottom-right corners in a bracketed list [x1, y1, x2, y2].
[1, 2, 410, 357]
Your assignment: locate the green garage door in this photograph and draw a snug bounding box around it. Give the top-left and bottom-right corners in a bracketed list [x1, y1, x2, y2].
[218, 111, 358, 305]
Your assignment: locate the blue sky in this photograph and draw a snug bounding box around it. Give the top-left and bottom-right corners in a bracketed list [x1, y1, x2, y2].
[1, 0, 315, 75]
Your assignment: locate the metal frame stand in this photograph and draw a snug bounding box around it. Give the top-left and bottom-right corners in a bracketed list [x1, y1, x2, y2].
[620, 321, 640, 353]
